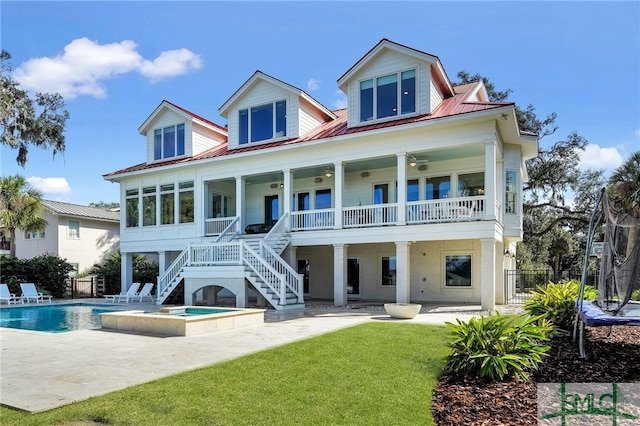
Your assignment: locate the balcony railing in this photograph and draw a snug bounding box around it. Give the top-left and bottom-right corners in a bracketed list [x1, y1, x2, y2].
[206, 196, 487, 235]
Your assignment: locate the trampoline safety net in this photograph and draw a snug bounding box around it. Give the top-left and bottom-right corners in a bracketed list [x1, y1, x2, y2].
[597, 190, 640, 314]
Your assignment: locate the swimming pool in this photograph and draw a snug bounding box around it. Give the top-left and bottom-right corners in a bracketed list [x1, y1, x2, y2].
[0, 303, 141, 333]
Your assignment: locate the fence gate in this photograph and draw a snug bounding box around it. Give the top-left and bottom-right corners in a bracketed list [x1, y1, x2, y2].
[66, 276, 105, 298]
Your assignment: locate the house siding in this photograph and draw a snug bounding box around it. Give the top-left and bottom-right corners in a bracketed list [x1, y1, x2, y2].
[145, 109, 191, 163]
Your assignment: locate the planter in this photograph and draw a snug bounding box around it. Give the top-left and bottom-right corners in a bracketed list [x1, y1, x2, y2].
[384, 303, 422, 319]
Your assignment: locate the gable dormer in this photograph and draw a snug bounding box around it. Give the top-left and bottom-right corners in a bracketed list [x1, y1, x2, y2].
[138, 100, 227, 164]
[219, 71, 335, 149]
[337, 39, 455, 128]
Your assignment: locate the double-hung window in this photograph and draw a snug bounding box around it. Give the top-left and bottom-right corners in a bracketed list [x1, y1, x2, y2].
[126, 189, 139, 228]
[153, 123, 185, 160]
[360, 69, 416, 122]
[239, 100, 287, 144]
[68, 220, 80, 239]
[505, 170, 517, 214]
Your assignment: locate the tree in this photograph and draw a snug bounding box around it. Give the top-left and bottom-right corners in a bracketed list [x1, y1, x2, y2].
[607, 151, 640, 216]
[0, 175, 47, 256]
[0, 50, 70, 166]
[89, 201, 120, 209]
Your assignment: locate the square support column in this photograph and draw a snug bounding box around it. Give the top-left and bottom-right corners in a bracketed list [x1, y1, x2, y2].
[334, 161, 344, 229]
[235, 176, 245, 232]
[395, 241, 411, 303]
[283, 168, 292, 223]
[480, 238, 496, 311]
[333, 244, 348, 306]
[396, 153, 407, 225]
[484, 141, 497, 219]
[120, 252, 133, 293]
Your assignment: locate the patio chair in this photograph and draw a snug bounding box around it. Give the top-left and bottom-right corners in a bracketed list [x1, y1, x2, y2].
[19, 283, 53, 303]
[104, 282, 141, 303]
[129, 283, 155, 303]
[1, 283, 22, 305]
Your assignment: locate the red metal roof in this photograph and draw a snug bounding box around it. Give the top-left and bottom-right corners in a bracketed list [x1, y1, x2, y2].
[162, 100, 228, 133]
[104, 85, 513, 178]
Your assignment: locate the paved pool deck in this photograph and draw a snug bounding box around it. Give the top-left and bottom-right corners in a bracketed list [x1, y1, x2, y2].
[0, 301, 521, 413]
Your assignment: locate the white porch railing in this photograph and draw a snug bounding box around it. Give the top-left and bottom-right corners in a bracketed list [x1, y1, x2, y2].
[406, 196, 484, 224]
[214, 217, 240, 242]
[290, 209, 335, 231]
[343, 203, 398, 228]
[205, 217, 237, 236]
[243, 243, 288, 304]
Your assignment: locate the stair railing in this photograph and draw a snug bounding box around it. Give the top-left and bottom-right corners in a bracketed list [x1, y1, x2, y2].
[157, 246, 190, 302]
[260, 241, 304, 303]
[264, 213, 289, 250]
[214, 217, 240, 243]
[242, 242, 287, 304]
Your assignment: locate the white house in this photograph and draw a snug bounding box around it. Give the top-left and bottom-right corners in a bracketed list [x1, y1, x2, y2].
[7, 200, 120, 273]
[104, 39, 538, 310]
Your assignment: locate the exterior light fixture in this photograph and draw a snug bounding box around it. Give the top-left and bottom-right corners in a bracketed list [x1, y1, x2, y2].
[324, 168, 333, 178]
[409, 156, 418, 167]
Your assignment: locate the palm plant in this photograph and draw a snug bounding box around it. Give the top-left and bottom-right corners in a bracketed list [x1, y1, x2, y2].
[608, 151, 640, 216]
[0, 174, 47, 256]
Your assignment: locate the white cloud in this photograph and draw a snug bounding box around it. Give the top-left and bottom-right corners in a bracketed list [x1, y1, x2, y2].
[307, 78, 321, 92]
[27, 176, 71, 197]
[579, 144, 624, 171]
[333, 90, 347, 110]
[14, 38, 202, 99]
[635, 129, 640, 137]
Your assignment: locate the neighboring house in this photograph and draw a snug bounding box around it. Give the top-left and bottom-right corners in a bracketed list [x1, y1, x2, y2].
[104, 39, 538, 310]
[6, 200, 120, 273]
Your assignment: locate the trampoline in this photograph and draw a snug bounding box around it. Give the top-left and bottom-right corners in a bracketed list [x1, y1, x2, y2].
[574, 188, 640, 358]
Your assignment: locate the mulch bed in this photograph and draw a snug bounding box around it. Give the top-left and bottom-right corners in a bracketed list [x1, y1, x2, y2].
[431, 326, 640, 426]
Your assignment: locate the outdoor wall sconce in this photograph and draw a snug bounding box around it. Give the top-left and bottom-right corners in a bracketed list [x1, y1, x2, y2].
[504, 250, 516, 258]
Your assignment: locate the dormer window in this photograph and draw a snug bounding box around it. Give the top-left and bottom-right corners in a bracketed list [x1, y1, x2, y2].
[153, 123, 185, 160]
[239, 100, 287, 144]
[360, 69, 416, 122]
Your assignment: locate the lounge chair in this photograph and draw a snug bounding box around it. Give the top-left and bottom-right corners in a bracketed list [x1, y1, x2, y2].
[19, 283, 53, 303]
[129, 283, 155, 302]
[104, 282, 141, 303]
[1, 283, 22, 305]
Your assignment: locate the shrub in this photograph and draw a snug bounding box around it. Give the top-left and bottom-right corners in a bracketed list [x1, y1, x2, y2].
[90, 251, 158, 295]
[631, 289, 640, 301]
[0, 254, 74, 297]
[524, 280, 597, 331]
[444, 313, 552, 382]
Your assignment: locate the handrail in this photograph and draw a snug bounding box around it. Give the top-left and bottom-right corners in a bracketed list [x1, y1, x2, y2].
[214, 217, 240, 242]
[260, 241, 303, 302]
[264, 213, 288, 249]
[343, 203, 398, 228]
[205, 216, 237, 236]
[157, 246, 190, 301]
[406, 196, 485, 224]
[242, 242, 286, 302]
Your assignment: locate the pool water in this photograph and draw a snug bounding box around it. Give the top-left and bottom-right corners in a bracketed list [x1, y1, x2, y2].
[157, 307, 233, 317]
[0, 303, 140, 333]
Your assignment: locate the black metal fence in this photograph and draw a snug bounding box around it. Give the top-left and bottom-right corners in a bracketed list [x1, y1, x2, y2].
[65, 276, 105, 298]
[504, 269, 599, 305]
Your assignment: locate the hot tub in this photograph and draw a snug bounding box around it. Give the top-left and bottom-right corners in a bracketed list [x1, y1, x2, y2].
[100, 306, 265, 336]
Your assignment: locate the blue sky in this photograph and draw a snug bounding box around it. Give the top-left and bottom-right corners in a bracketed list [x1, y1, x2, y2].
[1, 1, 638, 206]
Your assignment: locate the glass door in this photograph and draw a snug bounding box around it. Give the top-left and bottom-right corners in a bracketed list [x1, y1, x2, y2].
[347, 258, 360, 297]
[264, 195, 279, 226]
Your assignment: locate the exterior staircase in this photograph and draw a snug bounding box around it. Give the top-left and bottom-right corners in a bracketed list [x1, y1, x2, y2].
[155, 214, 304, 310]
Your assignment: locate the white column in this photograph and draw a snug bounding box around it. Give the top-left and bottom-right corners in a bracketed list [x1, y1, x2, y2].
[121, 252, 133, 293]
[484, 141, 497, 219]
[396, 153, 407, 225]
[283, 169, 292, 227]
[395, 241, 411, 303]
[334, 161, 343, 229]
[235, 175, 245, 233]
[480, 238, 496, 311]
[333, 244, 348, 306]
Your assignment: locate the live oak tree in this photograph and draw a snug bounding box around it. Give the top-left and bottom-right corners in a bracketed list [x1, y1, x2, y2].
[0, 50, 69, 166]
[455, 72, 605, 274]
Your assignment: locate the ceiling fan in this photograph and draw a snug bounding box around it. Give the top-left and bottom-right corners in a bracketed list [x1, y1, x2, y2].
[408, 155, 429, 170]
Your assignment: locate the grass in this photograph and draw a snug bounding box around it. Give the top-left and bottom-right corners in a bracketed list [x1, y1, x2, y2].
[1, 322, 449, 425]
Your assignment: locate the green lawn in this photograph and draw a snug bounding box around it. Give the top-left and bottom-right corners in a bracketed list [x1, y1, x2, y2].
[1, 322, 450, 425]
